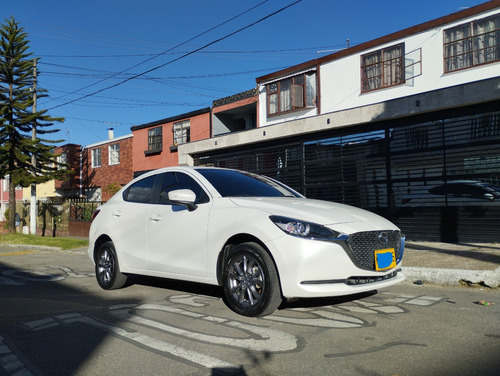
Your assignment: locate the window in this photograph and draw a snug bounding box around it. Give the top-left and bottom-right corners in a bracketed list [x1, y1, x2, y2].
[124, 175, 157, 203]
[197, 168, 300, 198]
[444, 15, 499, 73]
[405, 128, 429, 151]
[85, 187, 102, 201]
[266, 71, 316, 116]
[159, 172, 209, 205]
[91, 148, 101, 168]
[109, 144, 120, 165]
[2, 176, 24, 191]
[57, 153, 67, 170]
[470, 113, 500, 139]
[361, 43, 405, 92]
[148, 127, 163, 152]
[173, 120, 190, 146]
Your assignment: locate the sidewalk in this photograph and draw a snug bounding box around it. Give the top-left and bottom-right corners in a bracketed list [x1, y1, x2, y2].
[403, 241, 500, 288]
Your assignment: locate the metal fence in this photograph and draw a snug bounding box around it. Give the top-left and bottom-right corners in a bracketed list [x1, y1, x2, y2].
[194, 109, 500, 242]
[69, 199, 102, 222]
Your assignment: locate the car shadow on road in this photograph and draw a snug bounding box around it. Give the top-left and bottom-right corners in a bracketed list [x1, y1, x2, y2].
[126, 274, 224, 298]
[125, 274, 380, 313]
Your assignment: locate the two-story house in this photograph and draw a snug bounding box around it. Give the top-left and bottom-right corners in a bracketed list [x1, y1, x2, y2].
[131, 108, 211, 177]
[178, 2, 500, 242]
[81, 130, 133, 201]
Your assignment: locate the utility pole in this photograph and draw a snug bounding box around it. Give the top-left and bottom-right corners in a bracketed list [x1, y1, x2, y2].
[30, 59, 37, 235]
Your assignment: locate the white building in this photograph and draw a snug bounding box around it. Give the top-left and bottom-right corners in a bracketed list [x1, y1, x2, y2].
[180, 2, 500, 242]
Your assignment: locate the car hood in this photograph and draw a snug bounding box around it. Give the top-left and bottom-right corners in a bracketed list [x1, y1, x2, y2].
[228, 197, 394, 228]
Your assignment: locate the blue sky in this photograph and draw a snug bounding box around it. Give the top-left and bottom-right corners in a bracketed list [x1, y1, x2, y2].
[2, 0, 489, 146]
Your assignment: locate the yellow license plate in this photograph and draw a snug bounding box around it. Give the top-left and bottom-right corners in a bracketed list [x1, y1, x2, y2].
[375, 248, 396, 271]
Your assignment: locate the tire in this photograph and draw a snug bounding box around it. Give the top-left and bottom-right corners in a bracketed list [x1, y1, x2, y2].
[95, 241, 128, 290]
[223, 242, 282, 317]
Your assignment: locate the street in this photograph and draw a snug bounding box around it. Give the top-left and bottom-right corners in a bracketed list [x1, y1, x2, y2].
[1, 246, 499, 376]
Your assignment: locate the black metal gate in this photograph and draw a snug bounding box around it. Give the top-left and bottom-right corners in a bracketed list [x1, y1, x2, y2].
[194, 109, 500, 242]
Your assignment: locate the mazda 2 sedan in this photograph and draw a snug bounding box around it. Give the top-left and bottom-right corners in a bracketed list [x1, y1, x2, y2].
[88, 167, 405, 317]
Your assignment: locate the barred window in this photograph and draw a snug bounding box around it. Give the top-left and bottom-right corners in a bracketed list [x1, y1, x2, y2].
[148, 127, 163, 152]
[173, 120, 190, 146]
[266, 71, 316, 116]
[361, 43, 405, 92]
[444, 14, 499, 73]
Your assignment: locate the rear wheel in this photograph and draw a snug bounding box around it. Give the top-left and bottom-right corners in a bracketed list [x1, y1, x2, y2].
[95, 241, 127, 290]
[223, 242, 282, 317]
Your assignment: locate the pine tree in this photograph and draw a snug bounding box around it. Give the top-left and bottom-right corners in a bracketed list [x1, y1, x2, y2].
[0, 17, 66, 232]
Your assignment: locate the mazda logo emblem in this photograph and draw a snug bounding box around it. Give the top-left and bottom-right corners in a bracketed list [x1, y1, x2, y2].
[378, 232, 389, 243]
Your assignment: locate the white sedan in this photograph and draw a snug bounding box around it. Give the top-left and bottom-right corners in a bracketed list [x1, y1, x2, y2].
[88, 166, 405, 317]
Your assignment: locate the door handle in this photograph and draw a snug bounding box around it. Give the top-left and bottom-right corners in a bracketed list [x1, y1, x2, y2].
[112, 210, 122, 217]
[149, 214, 162, 222]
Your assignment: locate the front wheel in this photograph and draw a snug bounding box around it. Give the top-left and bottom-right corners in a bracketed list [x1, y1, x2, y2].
[223, 242, 282, 317]
[95, 241, 127, 290]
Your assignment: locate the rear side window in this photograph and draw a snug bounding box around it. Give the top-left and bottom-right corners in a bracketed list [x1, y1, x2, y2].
[159, 172, 209, 205]
[197, 168, 299, 198]
[123, 175, 157, 203]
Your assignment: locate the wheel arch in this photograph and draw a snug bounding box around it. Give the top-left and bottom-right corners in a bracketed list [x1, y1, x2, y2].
[216, 233, 281, 287]
[92, 234, 113, 262]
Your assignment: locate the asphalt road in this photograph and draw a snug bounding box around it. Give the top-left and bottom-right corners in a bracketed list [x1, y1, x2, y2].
[1, 246, 499, 376]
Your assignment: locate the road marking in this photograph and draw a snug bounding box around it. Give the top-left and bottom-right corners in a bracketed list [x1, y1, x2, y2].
[24, 313, 235, 369]
[381, 292, 445, 306]
[0, 334, 34, 375]
[0, 250, 37, 256]
[110, 303, 298, 352]
[21, 302, 298, 370]
[265, 308, 368, 328]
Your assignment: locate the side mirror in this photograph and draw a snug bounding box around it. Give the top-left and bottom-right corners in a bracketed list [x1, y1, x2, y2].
[168, 189, 198, 211]
[483, 193, 494, 201]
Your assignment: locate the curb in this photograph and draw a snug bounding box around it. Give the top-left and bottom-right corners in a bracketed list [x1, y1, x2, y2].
[403, 266, 500, 288]
[0, 243, 63, 252]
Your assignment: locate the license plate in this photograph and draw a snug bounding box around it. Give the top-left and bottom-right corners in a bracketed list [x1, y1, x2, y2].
[375, 248, 396, 271]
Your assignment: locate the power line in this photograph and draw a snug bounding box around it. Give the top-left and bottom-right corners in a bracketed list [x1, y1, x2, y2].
[40, 62, 290, 81]
[38, 44, 349, 58]
[47, 0, 273, 105]
[48, 0, 303, 110]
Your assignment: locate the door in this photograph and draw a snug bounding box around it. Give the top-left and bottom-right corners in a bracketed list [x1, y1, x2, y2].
[147, 171, 212, 277]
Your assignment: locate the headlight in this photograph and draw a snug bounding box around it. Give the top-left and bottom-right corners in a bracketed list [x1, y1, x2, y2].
[270, 216, 348, 241]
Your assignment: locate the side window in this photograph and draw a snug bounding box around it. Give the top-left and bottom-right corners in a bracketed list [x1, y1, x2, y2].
[159, 172, 209, 205]
[124, 175, 157, 203]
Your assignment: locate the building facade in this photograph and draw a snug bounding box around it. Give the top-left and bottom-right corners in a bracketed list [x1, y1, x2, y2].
[131, 108, 211, 177]
[178, 2, 500, 242]
[82, 132, 133, 201]
[0, 177, 23, 222]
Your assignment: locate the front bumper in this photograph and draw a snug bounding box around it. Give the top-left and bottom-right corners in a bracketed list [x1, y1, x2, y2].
[267, 231, 405, 298]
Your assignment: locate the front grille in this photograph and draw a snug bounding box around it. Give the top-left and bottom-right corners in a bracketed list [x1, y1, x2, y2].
[346, 230, 402, 271]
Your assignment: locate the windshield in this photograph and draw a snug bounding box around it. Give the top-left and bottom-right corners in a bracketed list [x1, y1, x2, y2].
[197, 168, 301, 198]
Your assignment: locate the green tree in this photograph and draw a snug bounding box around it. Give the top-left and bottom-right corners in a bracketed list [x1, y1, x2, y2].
[0, 17, 66, 232]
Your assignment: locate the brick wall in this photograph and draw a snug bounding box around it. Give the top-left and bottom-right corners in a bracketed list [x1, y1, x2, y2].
[82, 136, 133, 201]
